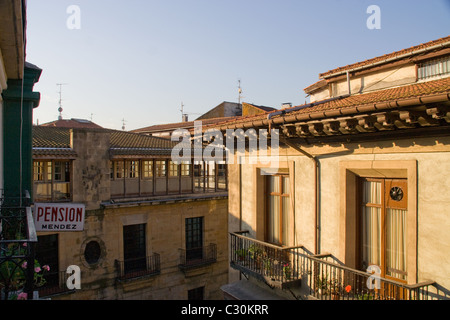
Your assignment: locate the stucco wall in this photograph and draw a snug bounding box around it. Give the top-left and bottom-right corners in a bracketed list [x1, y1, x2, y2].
[228, 136, 450, 298]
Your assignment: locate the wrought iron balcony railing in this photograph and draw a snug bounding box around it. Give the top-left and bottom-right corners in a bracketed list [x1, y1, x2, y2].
[178, 243, 217, 271]
[230, 231, 304, 289]
[38, 270, 75, 297]
[0, 190, 37, 300]
[115, 254, 160, 281]
[230, 231, 435, 300]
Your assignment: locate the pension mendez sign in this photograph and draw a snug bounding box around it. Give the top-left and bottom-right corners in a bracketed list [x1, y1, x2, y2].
[34, 203, 85, 231]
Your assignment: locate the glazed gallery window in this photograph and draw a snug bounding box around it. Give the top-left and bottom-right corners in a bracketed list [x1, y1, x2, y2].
[142, 160, 153, 178]
[266, 174, 290, 246]
[418, 56, 450, 80]
[110, 160, 139, 179]
[155, 160, 166, 177]
[33, 160, 71, 201]
[360, 178, 408, 282]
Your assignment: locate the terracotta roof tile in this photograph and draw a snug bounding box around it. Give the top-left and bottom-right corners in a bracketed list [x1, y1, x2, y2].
[206, 77, 450, 129]
[40, 118, 103, 129]
[320, 35, 450, 78]
[32, 126, 179, 157]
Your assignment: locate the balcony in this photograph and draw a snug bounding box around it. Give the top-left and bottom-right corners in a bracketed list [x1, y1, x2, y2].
[38, 270, 75, 298]
[230, 231, 435, 300]
[115, 254, 160, 281]
[230, 231, 303, 290]
[0, 191, 37, 300]
[178, 243, 217, 271]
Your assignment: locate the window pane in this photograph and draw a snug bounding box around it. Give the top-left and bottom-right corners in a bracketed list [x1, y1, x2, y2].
[282, 196, 290, 245]
[363, 181, 381, 204]
[156, 160, 166, 177]
[386, 208, 407, 280]
[267, 194, 280, 244]
[142, 160, 153, 178]
[362, 206, 381, 268]
[268, 176, 280, 193]
[282, 176, 290, 194]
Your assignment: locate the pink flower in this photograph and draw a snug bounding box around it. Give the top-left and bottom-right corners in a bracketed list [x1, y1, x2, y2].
[35, 266, 41, 273]
[22, 243, 27, 247]
[17, 292, 27, 300]
[21, 261, 27, 269]
[43, 265, 50, 271]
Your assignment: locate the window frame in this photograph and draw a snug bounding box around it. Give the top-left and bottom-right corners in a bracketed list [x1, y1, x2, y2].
[265, 174, 290, 246]
[358, 177, 408, 283]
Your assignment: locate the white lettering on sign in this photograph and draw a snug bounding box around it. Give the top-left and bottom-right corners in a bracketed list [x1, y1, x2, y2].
[34, 203, 85, 231]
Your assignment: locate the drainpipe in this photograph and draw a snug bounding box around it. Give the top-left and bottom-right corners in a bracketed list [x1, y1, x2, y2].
[279, 137, 320, 255]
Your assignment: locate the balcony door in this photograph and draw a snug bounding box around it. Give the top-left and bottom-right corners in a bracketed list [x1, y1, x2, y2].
[123, 224, 146, 274]
[360, 178, 408, 283]
[185, 217, 203, 262]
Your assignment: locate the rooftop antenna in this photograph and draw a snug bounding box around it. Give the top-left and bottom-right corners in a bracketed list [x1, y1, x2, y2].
[121, 118, 126, 131]
[56, 83, 68, 120]
[180, 101, 188, 122]
[238, 79, 243, 104]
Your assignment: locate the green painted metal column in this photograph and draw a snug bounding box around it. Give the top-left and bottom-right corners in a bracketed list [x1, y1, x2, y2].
[1, 62, 41, 201]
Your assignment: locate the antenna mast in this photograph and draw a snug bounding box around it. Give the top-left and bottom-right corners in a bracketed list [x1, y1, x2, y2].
[57, 83, 68, 120]
[238, 79, 243, 104]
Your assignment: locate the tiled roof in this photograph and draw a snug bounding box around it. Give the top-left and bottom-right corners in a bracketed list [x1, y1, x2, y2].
[319, 35, 450, 78]
[109, 130, 178, 156]
[243, 102, 277, 113]
[32, 126, 179, 157]
[40, 118, 103, 129]
[131, 116, 240, 133]
[206, 77, 450, 129]
[32, 126, 77, 158]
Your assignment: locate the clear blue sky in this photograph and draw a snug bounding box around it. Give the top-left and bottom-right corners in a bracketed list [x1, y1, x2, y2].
[26, 0, 450, 130]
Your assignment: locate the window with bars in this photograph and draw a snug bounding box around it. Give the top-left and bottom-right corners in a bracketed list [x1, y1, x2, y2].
[417, 56, 450, 80]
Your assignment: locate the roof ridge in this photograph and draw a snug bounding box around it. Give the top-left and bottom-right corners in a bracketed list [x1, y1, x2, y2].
[319, 35, 450, 78]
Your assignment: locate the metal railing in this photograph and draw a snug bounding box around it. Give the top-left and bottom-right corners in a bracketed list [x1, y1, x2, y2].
[230, 231, 435, 300]
[230, 231, 304, 289]
[0, 190, 37, 300]
[178, 243, 217, 270]
[305, 253, 435, 300]
[115, 254, 161, 281]
[38, 270, 75, 297]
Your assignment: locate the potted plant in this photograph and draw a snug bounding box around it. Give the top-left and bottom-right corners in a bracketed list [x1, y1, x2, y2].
[0, 243, 50, 300]
[234, 248, 248, 262]
[283, 262, 291, 280]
